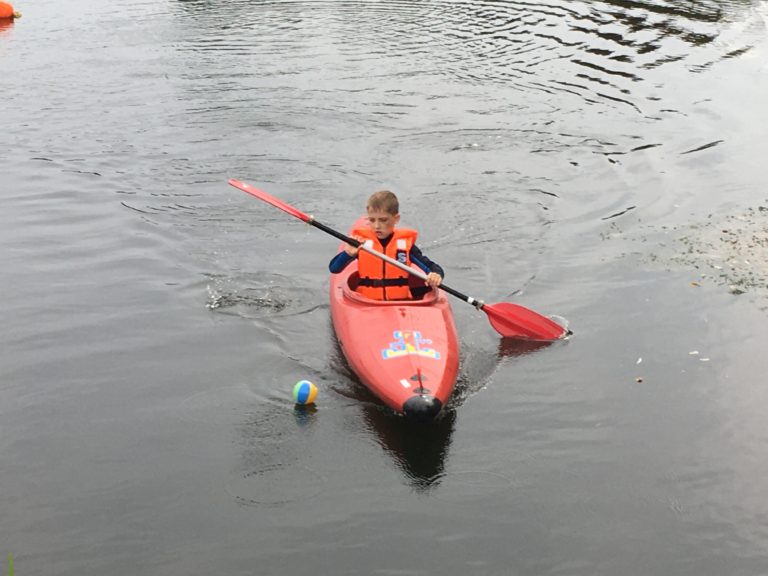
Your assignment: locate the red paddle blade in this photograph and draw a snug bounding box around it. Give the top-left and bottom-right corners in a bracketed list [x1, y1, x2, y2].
[483, 302, 568, 341]
[229, 179, 311, 223]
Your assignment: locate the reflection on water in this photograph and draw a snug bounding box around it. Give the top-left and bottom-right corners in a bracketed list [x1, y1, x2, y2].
[497, 337, 555, 358]
[170, 0, 763, 116]
[0, 19, 14, 35]
[293, 403, 319, 428]
[161, 0, 768, 255]
[328, 324, 558, 492]
[232, 399, 328, 506]
[328, 332, 455, 490]
[361, 404, 456, 492]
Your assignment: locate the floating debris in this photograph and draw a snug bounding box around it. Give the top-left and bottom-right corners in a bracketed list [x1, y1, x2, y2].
[629, 203, 768, 297]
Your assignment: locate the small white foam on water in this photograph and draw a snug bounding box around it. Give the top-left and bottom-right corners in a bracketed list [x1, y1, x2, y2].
[203, 274, 300, 316]
[206, 283, 222, 310]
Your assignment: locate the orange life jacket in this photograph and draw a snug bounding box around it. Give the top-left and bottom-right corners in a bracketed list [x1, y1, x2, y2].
[353, 227, 417, 300]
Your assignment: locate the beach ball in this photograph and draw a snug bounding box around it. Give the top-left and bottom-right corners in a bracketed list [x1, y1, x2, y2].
[292, 380, 318, 405]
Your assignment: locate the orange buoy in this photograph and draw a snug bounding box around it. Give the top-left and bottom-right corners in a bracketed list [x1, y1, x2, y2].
[0, 2, 20, 19]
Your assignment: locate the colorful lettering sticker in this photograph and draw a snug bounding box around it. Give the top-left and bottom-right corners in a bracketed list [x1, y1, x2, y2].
[382, 330, 440, 360]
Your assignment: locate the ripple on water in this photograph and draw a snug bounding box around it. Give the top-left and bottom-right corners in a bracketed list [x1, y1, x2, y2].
[226, 400, 328, 507]
[104, 0, 767, 276]
[175, 383, 264, 425]
[431, 469, 517, 503]
[166, 0, 757, 113]
[224, 463, 328, 507]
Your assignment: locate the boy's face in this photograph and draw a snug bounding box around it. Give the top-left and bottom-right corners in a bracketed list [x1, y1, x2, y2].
[367, 208, 399, 239]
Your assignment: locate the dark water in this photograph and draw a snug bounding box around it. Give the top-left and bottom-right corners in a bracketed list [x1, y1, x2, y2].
[3, 0, 768, 574]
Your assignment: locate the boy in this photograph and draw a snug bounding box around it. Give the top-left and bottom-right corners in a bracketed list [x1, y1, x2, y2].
[329, 190, 443, 300]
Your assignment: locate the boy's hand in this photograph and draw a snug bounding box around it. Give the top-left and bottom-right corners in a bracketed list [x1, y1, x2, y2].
[345, 236, 363, 257]
[425, 272, 442, 288]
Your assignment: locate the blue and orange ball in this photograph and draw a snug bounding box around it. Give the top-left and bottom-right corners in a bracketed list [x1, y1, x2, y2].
[292, 380, 318, 405]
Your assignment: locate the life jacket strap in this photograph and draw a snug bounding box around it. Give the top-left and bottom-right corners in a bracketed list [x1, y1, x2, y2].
[357, 277, 409, 288]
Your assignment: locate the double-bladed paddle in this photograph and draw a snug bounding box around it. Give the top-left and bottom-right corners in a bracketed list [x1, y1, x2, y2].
[229, 178, 569, 341]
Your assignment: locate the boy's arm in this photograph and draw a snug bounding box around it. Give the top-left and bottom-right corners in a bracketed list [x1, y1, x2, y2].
[329, 251, 355, 274]
[410, 245, 445, 279]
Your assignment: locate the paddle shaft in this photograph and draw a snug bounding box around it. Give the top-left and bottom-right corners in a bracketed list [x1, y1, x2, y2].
[310, 218, 483, 309]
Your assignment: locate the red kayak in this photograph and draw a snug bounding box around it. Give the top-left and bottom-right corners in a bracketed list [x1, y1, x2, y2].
[330, 220, 459, 421]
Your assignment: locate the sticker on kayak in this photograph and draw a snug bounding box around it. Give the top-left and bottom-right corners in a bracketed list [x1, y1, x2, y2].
[382, 330, 440, 360]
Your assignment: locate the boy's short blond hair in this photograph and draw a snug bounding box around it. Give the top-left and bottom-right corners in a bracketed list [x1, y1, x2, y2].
[367, 190, 399, 215]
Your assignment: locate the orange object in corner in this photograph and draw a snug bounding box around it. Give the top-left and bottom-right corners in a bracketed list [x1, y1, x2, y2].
[0, 2, 18, 19]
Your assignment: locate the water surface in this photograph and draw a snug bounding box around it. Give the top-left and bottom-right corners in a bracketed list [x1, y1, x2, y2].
[2, 1, 768, 574]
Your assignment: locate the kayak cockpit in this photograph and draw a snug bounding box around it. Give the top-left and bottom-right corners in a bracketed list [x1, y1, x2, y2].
[343, 270, 439, 306]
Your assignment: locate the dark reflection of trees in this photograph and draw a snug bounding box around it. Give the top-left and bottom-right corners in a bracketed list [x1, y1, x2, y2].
[602, 0, 759, 24]
[572, 0, 744, 57]
[361, 404, 456, 493]
[167, 0, 758, 93]
[170, 0, 756, 29]
[603, 0, 723, 23]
